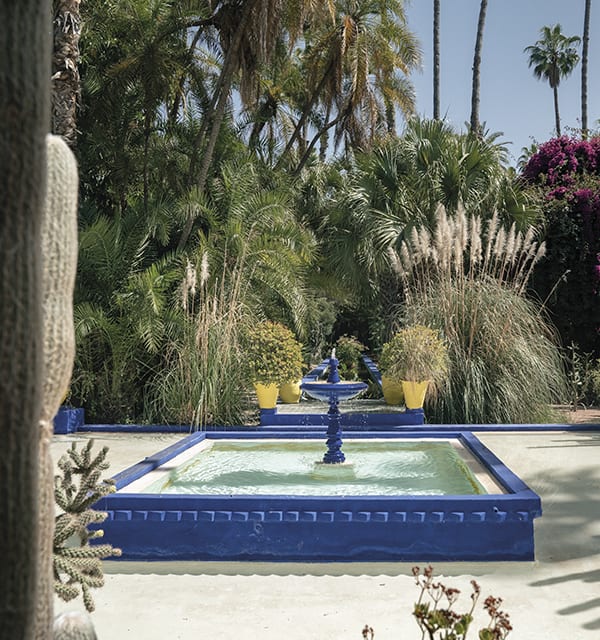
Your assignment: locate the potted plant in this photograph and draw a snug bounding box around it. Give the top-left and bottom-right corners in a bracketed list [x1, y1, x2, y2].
[379, 325, 449, 409]
[334, 334, 366, 381]
[244, 321, 304, 408]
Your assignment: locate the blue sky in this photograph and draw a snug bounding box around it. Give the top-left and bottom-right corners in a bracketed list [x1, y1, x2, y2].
[404, 0, 598, 165]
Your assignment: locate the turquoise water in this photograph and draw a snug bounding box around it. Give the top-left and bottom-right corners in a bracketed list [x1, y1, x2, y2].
[141, 440, 487, 496]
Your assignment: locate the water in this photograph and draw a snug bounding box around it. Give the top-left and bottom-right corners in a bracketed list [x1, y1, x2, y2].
[141, 439, 487, 496]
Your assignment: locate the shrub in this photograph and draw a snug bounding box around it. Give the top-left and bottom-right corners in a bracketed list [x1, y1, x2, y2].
[334, 334, 366, 380]
[244, 320, 304, 386]
[521, 136, 600, 356]
[379, 325, 448, 383]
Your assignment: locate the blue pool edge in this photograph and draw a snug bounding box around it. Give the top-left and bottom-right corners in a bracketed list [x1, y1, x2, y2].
[94, 429, 543, 563]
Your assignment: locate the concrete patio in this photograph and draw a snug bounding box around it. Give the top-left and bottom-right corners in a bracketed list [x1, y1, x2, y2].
[52, 429, 600, 639]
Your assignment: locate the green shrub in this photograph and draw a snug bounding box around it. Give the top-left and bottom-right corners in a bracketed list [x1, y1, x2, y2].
[244, 321, 304, 386]
[334, 334, 366, 380]
[379, 325, 448, 383]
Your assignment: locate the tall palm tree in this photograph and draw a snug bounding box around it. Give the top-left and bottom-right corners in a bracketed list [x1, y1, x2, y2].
[581, 0, 592, 137]
[52, 0, 82, 147]
[278, 0, 421, 172]
[524, 24, 581, 136]
[469, 0, 488, 135]
[433, 0, 440, 119]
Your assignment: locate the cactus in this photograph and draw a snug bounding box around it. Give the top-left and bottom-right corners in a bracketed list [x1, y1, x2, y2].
[54, 440, 122, 612]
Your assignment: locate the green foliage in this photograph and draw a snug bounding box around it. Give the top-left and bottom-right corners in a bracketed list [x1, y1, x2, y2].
[379, 325, 448, 383]
[396, 207, 567, 423]
[244, 321, 304, 386]
[54, 441, 121, 612]
[334, 335, 366, 380]
[565, 343, 600, 408]
[145, 255, 250, 428]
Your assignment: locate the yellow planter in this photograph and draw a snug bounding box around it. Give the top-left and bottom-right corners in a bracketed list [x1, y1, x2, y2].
[381, 376, 404, 405]
[254, 383, 279, 409]
[279, 381, 302, 404]
[401, 380, 430, 409]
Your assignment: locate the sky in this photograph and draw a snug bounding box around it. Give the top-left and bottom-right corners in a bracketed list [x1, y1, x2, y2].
[403, 0, 599, 165]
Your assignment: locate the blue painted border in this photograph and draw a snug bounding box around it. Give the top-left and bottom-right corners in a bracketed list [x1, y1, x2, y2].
[95, 430, 542, 562]
[53, 407, 85, 434]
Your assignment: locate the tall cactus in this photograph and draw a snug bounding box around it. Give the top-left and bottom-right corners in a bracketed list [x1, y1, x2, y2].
[37, 134, 79, 638]
[0, 2, 51, 638]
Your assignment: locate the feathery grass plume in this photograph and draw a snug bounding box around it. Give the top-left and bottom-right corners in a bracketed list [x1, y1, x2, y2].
[53, 441, 121, 613]
[147, 246, 250, 428]
[396, 206, 566, 424]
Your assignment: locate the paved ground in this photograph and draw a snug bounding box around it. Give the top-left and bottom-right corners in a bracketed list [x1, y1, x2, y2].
[51, 429, 600, 640]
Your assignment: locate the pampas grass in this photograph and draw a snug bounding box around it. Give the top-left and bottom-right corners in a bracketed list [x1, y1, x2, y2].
[146, 250, 250, 428]
[394, 205, 566, 424]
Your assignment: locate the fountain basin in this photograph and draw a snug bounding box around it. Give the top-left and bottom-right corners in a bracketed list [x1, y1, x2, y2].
[94, 430, 542, 562]
[301, 380, 367, 403]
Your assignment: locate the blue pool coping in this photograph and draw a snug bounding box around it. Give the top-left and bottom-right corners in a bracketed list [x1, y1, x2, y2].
[94, 429, 545, 563]
[78, 422, 600, 433]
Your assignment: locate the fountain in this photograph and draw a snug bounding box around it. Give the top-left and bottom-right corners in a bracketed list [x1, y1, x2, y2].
[301, 349, 367, 465]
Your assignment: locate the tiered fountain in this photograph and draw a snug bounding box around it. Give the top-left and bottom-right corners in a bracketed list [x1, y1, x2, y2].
[301, 350, 367, 465]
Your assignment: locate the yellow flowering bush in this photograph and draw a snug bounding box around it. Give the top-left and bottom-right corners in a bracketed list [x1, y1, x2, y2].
[244, 321, 304, 386]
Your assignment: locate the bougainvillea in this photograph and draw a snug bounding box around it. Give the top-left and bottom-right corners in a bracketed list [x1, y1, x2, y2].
[521, 137, 600, 356]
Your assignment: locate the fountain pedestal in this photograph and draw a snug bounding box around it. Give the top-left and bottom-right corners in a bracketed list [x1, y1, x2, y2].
[302, 354, 367, 464]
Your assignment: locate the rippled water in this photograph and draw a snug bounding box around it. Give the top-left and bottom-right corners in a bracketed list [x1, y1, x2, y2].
[141, 440, 486, 496]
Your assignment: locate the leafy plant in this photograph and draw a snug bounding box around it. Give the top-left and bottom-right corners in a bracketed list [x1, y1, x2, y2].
[412, 566, 512, 640]
[395, 206, 567, 423]
[244, 321, 304, 386]
[379, 325, 448, 383]
[54, 441, 121, 612]
[334, 334, 366, 380]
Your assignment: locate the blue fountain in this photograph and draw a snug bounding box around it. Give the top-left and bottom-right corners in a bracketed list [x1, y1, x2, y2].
[301, 350, 367, 464]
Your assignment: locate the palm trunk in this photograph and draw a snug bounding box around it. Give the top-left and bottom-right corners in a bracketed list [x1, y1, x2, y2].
[178, 0, 259, 251]
[582, 0, 591, 138]
[469, 0, 488, 134]
[0, 2, 50, 639]
[293, 110, 346, 176]
[51, 0, 82, 148]
[433, 0, 440, 119]
[275, 59, 336, 169]
[554, 84, 561, 136]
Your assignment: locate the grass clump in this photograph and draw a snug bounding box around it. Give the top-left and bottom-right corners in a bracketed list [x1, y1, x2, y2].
[395, 206, 567, 424]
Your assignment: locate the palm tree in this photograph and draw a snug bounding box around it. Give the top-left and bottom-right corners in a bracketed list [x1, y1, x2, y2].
[278, 0, 421, 173]
[52, 0, 83, 147]
[582, 0, 592, 137]
[524, 24, 581, 136]
[469, 0, 488, 135]
[433, 0, 440, 119]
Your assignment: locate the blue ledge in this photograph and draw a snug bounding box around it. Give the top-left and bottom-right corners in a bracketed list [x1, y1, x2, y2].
[94, 429, 542, 562]
[53, 407, 85, 434]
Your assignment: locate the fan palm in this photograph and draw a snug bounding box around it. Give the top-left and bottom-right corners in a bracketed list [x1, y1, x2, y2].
[524, 24, 581, 136]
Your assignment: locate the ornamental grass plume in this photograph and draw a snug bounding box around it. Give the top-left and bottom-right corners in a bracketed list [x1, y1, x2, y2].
[393, 205, 567, 424]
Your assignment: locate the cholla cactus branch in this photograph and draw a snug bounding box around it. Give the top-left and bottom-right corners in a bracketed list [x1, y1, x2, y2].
[53, 440, 121, 612]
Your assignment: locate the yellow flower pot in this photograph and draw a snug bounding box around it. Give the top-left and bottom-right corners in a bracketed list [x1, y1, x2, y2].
[401, 380, 430, 409]
[279, 381, 302, 404]
[254, 383, 279, 409]
[381, 376, 404, 405]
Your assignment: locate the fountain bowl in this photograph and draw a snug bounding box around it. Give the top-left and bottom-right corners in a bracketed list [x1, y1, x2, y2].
[301, 380, 367, 403]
